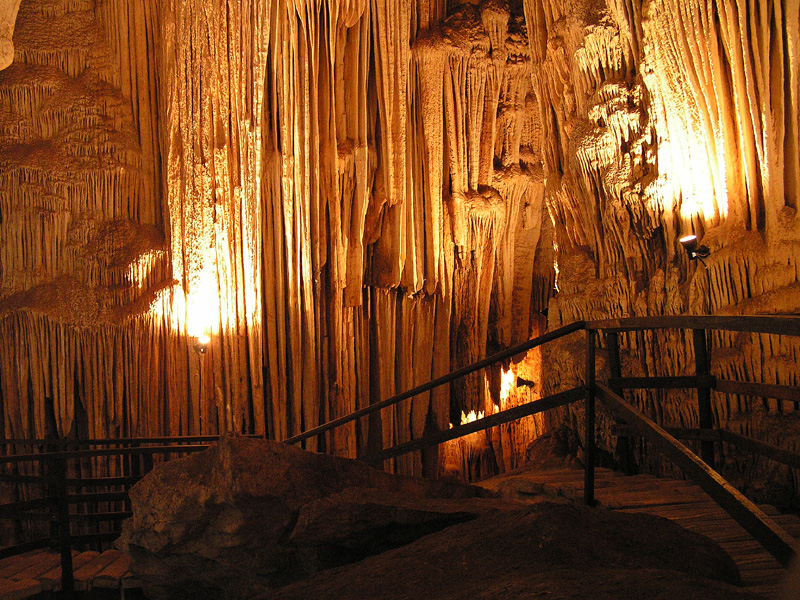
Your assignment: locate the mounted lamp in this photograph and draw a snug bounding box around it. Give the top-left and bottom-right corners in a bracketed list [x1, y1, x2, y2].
[679, 235, 710, 264]
[194, 334, 211, 354]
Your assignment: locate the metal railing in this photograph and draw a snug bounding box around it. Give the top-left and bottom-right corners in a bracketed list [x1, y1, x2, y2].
[286, 315, 800, 567]
[0, 315, 799, 588]
[0, 437, 221, 592]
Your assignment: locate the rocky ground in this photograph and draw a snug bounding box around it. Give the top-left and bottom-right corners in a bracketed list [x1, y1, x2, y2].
[119, 437, 765, 600]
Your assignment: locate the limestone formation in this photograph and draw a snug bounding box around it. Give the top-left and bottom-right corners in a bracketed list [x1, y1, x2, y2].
[0, 0, 797, 500]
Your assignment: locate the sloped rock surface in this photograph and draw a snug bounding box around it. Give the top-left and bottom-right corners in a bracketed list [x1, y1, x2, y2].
[265, 505, 757, 600]
[117, 437, 493, 600]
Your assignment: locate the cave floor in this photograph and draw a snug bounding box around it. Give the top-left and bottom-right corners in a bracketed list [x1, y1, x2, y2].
[476, 465, 800, 600]
[1, 466, 797, 600]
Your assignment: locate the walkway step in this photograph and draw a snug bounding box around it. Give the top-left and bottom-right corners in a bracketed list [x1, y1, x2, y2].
[0, 579, 41, 600]
[0, 549, 140, 598]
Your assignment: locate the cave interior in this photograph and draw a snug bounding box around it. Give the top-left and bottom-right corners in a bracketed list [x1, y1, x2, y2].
[0, 0, 799, 595]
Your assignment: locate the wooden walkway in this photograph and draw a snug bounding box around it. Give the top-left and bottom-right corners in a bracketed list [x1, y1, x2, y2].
[478, 466, 799, 600]
[0, 548, 140, 599]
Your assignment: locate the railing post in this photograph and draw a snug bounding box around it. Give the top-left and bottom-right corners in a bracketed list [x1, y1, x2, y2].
[606, 332, 634, 475]
[585, 329, 596, 506]
[50, 455, 74, 595]
[692, 329, 715, 469]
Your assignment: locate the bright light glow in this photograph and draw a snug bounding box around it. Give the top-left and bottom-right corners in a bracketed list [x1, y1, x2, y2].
[186, 287, 219, 339]
[460, 410, 485, 425]
[553, 240, 560, 292]
[500, 367, 515, 403]
[196, 334, 211, 345]
[679, 235, 697, 243]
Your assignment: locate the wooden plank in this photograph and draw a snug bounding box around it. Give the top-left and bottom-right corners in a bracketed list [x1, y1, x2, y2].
[121, 572, 141, 589]
[70, 511, 132, 523]
[68, 533, 121, 545]
[0, 578, 42, 600]
[602, 498, 705, 510]
[68, 492, 128, 504]
[596, 383, 798, 567]
[370, 387, 586, 463]
[0, 498, 54, 518]
[718, 430, 800, 469]
[0, 435, 230, 446]
[73, 550, 126, 591]
[0, 445, 210, 465]
[598, 486, 705, 500]
[92, 552, 131, 589]
[39, 551, 99, 591]
[10, 553, 61, 581]
[66, 476, 140, 487]
[0, 553, 48, 579]
[607, 375, 716, 390]
[587, 315, 800, 336]
[716, 380, 800, 403]
[0, 553, 39, 574]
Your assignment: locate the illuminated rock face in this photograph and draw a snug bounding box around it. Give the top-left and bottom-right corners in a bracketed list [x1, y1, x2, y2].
[0, 0, 797, 490]
[0, 0, 21, 70]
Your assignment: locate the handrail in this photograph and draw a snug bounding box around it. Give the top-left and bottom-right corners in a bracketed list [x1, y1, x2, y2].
[0, 435, 233, 447]
[596, 382, 797, 566]
[587, 315, 800, 336]
[0, 444, 212, 464]
[296, 314, 800, 567]
[0, 314, 798, 581]
[0, 439, 217, 591]
[371, 387, 585, 463]
[285, 321, 586, 445]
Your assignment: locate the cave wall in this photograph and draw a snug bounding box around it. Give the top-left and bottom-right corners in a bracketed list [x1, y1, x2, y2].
[0, 0, 798, 489]
[528, 0, 800, 503]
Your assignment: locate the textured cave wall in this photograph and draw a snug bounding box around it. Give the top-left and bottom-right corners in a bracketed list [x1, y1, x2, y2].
[528, 0, 800, 505]
[0, 0, 798, 493]
[0, 0, 553, 478]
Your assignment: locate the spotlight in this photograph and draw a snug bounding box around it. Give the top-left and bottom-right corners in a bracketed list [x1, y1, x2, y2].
[679, 235, 710, 264]
[194, 334, 211, 354]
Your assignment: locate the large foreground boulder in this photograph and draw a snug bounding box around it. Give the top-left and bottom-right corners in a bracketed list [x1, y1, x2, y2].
[117, 437, 492, 600]
[120, 437, 753, 600]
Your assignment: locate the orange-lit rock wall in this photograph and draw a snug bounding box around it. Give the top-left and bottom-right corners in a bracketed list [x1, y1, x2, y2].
[0, 0, 798, 491]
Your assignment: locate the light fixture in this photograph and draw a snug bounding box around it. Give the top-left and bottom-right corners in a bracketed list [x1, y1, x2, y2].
[194, 334, 211, 354]
[679, 235, 710, 265]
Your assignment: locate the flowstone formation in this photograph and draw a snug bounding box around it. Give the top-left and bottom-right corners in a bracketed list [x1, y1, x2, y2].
[0, 0, 797, 498]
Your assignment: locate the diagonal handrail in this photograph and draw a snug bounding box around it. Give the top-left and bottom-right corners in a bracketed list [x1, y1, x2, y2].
[371, 386, 586, 463]
[284, 321, 586, 445]
[596, 382, 798, 566]
[285, 314, 800, 567]
[0, 314, 797, 582]
[587, 314, 800, 335]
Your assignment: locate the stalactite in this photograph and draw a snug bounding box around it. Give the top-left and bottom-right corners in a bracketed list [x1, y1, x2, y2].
[0, 0, 798, 496]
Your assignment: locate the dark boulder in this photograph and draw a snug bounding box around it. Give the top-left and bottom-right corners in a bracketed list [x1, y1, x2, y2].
[117, 436, 490, 600]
